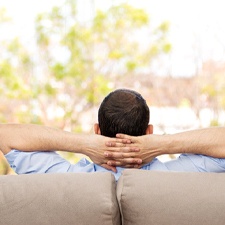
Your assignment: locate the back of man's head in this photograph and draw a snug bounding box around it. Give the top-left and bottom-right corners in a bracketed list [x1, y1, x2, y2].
[98, 89, 150, 137]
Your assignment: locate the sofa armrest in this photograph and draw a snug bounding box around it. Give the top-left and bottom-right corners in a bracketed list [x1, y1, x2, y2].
[117, 169, 225, 225]
[0, 172, 120, 225]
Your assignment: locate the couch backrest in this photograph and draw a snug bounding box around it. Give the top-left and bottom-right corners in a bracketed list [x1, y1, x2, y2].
[2, 170, 225, 225]
[0, 172, 120, 225]
[117, 169, 225, 225]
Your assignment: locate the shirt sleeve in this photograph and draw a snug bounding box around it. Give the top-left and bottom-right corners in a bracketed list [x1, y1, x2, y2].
[164, 154, 225, 172]
[5, 150, 71, 174]
[182, 154, 225, 172]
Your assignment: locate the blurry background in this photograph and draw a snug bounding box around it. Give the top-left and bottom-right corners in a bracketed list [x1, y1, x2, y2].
[1, 0, 225, 174]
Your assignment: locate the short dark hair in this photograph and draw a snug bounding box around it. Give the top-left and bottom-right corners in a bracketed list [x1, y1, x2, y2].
[98, 89, 150, 137]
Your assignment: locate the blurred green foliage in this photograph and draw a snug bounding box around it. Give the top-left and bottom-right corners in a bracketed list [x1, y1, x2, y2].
[0, 0, 171, 130]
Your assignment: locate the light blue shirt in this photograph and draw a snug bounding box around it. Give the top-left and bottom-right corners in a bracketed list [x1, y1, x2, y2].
[5, 150, 225, 181]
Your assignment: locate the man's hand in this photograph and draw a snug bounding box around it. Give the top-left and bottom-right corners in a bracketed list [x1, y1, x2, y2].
[104, 133, 164, 168]
[83, 134, 143, 172]
[104, 140, 142, 168]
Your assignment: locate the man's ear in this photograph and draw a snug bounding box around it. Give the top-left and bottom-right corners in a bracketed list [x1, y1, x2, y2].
[146, 124, 153, 134]
[94, 123, 101, 135]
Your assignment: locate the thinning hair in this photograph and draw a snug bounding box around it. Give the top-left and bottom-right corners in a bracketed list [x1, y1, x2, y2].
[98, 89, 150, 137]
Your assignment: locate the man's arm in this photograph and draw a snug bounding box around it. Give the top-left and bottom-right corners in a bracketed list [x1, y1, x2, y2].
[0, 124, 98, 155]
[0, 123, 140, 172]
[105, 127, 225, 166]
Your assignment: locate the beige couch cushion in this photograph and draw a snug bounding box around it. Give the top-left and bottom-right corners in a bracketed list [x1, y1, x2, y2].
[117, 169, 225, 225]
[0, 172, 120, 225]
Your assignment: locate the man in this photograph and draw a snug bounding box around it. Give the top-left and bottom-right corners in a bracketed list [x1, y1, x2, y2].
[2, 89, 225, 180]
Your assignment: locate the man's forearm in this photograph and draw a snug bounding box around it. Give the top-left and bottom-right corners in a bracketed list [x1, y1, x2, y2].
[0, 124, 122, 172]
[0, 124, 87, 155]
[105, 127, 225, 167]
[165, 127, 225, 158]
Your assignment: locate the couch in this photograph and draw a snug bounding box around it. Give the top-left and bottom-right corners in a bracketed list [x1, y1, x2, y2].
[1, 170, 225, 225]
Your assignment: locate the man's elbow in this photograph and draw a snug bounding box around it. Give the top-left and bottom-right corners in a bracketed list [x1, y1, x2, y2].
[0, 145, 12, 155]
